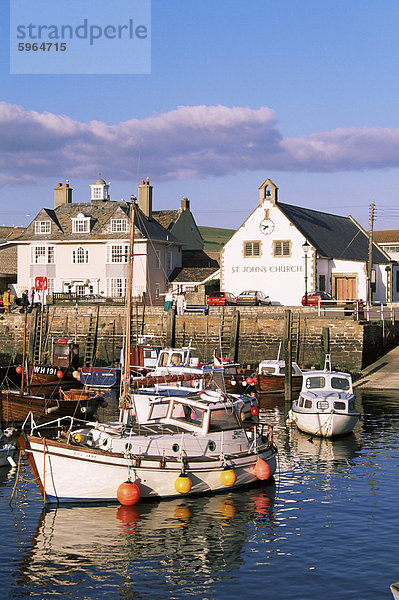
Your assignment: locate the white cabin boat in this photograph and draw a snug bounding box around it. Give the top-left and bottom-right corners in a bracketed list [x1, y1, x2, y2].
[288, 355, 360, 438]
[19, 388, 277, 504]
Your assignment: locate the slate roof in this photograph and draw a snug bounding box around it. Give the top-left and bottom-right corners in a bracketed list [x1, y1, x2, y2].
[278, 203, 389, 264]
[16, 201, 179, 244]
[168, 267, 219, 283]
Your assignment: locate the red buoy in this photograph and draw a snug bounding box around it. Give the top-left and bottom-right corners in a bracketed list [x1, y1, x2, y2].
[250, 406, 259, 416]
[56, 370, 64, 379]
[246, 377, 254, 386]
[254, 456, 271, 480]
[16, 366, 23, 374]
[117, 481, 140, 506]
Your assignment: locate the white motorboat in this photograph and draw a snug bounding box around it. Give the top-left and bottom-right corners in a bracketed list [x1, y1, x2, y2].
[19, 388, 277, 505]
[287, 355, 360, 438]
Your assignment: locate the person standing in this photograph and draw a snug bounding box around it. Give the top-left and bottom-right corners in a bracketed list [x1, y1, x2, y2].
[164, 288, 173, 312]
[176, 292, 186, 316]
[21, 289, 29, 313]
[2, 288, 11, 313]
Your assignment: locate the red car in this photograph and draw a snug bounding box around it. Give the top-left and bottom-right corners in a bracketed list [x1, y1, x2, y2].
[207, 292, 237, 306]
[302, 291, 335, 306]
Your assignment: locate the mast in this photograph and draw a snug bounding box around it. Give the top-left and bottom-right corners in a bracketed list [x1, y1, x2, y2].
[122, 197, 136, 402]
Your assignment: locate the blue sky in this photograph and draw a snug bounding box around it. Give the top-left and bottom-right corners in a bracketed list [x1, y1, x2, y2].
[1, 0, 399, 230]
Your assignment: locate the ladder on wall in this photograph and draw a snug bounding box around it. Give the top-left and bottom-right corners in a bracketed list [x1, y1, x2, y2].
[83, 306, 100, 366]
[130, 302, 146, 345]
[290, 312, 300, 364]
[219, 309, 239, 363]
[30, 309, 48, 364]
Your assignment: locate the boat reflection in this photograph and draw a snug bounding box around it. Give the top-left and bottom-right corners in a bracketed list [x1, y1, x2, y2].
[17, 484, 276, 593]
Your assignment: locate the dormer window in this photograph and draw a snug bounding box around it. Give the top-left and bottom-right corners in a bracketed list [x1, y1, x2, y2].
[35, 220, 51, 234]
[111, 218, 128, 233]
[72, 213, 90, 233]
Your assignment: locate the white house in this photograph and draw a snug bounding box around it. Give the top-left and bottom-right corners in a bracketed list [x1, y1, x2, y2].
[221, 178, 395, 305]
[15, 178, 182, 300]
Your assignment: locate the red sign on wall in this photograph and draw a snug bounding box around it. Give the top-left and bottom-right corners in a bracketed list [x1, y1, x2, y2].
[35, 276, 48, 290]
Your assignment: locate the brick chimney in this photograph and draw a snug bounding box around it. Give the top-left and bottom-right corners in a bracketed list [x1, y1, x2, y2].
[181, 197, 190, 210]
[138, 178, 153, 218]
[54, 181, 72, 208]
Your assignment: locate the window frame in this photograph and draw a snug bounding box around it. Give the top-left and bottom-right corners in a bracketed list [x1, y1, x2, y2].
[72, 246, 89, 264]
[243, 240, 261, 258]
[111, 218, 128, 233]
[30, 245, 55, 264]
[273, 240, 292, 257]
[34, 220, 51, 234]
[106, 244, 129, 264]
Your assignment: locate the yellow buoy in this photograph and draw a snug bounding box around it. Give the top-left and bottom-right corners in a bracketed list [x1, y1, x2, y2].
[71, 432, 84, 444]
[175, 472, 192, 494]
[220, 466, 237, 486]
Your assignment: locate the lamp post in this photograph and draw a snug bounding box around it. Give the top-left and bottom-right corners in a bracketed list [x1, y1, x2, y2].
[302, 240, 310, 306]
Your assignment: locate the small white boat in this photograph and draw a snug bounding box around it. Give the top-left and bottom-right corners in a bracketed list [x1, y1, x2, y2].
[288, 355, 360, 438]
[19, 388, 277, 504]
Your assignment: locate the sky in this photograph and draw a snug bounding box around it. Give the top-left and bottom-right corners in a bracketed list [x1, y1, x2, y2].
[1, 0, 399, 231]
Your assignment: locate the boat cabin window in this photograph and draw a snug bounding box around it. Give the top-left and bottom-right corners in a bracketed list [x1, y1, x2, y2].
[212, 371, 226, 392]
[170, 353, 183, 366]
[333, 401, 346, 410]
[171, 401, 205, 427]
[261, 366, 276, 375]
[305, 376, 325, 389]
[148, 402, 169, 420]
[304, 399, 312, 408]
[158, 352, 170, 367]
[209, 408, 240, 431]
[331, 377, 350, 391]
[299, 396, 305, 407]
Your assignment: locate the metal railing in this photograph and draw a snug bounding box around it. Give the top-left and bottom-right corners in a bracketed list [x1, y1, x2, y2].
[313, 299, 399, 321]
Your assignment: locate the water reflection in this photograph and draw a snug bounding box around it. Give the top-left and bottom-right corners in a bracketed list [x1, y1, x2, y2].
[16, 485, 276, 599]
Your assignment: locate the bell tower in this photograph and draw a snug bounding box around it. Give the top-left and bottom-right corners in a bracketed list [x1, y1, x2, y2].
[259, 178, 278, 205]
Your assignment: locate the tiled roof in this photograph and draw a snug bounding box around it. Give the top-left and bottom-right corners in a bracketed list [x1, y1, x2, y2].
[152, 209, 181, 230]
[278, 203, 389, 264]
[169, 267, 219, 283]
[374, 230, 399, 244]
[15, 201, 179, 244]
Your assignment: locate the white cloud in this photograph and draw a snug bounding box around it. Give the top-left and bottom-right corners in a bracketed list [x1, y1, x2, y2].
[1, 101, 399, 184]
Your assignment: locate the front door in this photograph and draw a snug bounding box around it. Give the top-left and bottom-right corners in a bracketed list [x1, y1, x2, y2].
[334, 276, 357, 301]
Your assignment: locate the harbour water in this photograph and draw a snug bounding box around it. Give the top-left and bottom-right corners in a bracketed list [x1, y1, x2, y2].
[1, 389, 399, 599]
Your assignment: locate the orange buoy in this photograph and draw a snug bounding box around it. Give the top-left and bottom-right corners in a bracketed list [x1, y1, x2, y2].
[16, 366, 23, 374]
[117, 481, 140, 505]
[220, 466, 237, 486]
[175, 472, 192, 494]
[254, 456, 271, 480]
[56, 370, 64, 379]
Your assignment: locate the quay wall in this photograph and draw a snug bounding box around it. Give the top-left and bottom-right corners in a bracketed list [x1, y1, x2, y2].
[0, 305, 398, 375]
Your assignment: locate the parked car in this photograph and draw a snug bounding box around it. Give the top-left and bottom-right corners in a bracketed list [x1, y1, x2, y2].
[236, 290, 271, 306]
[301, 291, 335, 306]
[207, 292, 237, 306]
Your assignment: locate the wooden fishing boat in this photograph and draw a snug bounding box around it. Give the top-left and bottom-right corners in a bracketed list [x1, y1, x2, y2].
[287, 355, 360, 438]
[0, 388, 105, 426]
[253, 358, 303, 395]
[19, 388, 277, 504]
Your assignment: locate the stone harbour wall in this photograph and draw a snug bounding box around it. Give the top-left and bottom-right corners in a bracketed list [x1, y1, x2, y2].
[0, 304, 398, 375]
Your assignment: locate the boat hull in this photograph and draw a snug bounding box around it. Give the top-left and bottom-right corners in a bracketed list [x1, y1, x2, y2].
[289, 409, 359, 437]
[0, 389, 103, 425]
[20, 435, 277, 504]
[255, 374, 302, 395]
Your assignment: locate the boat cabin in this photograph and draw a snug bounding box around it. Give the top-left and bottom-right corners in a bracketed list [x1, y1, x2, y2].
[53, 339, 79, 370]
[258, 360, 302, 377]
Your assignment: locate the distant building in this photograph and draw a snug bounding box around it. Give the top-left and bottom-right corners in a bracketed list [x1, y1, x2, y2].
[14, 178, 182, 301]
[374, 230, 399, 261]
[221, 178, 394, 305]
[0, 226, 25, 293]
[153, 197, 203, 251]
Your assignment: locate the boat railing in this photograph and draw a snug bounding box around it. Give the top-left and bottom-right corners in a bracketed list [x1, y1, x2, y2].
[22, 413, 93, 437]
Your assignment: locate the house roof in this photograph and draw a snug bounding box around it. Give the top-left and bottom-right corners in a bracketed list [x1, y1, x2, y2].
[152, 209, 181, 230]
[278, 203, 389, 263]
[169, 267, 219, 284]
[374, 230, 399, 244]
[16, 201, 179, 244]
[0, 226, 25, 243]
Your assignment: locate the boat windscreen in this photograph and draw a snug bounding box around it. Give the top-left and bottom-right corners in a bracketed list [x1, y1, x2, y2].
[209, 408, 240, 431]
[305, 376, 325, 389]
[331, 377, 350, 390]
[171, 401, 205, 428]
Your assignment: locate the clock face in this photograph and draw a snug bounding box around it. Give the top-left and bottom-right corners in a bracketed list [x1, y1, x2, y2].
[259, 218, 275, 235]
